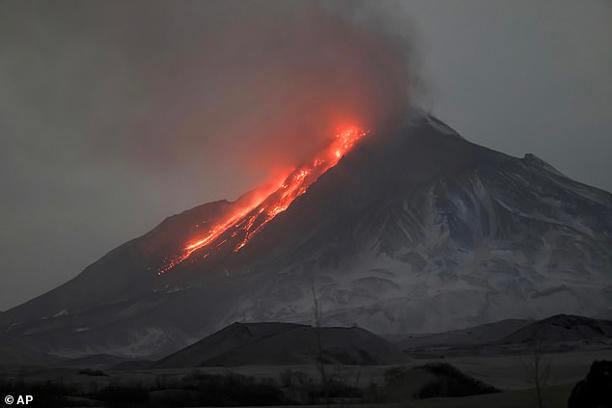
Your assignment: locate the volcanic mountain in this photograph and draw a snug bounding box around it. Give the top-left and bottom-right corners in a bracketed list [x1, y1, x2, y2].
[2, 110, 611, 358]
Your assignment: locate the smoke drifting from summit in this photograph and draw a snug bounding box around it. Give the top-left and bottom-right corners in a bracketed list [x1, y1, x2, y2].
[2, 1, 419, 181]
[189, 1, 418, 173]
[106, 0, 419, 175]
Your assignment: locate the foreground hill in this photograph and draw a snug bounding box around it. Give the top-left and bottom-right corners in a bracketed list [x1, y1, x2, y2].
[158, 322, 407, 367]
[1, 110, 611, 358]
[393, 318, 532, 350]
[156, 322, 306, 368]
[394, 314, 612, 355]
[499, 314, 612, 345]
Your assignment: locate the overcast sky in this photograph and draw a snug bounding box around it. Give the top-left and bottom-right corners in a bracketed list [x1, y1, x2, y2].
[1, 0, 610, 310]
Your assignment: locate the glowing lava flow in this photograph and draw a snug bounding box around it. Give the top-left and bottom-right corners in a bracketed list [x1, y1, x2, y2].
[158, 127, 367, 275]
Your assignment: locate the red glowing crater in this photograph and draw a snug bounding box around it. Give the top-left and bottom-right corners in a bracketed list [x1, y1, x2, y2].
[159, 127, 367, 275]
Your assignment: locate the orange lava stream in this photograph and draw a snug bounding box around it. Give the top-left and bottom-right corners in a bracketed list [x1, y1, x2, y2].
[158, 127, 366, 275]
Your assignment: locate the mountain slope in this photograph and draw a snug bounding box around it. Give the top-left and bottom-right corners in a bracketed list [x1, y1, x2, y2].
[499, 314, 612, 344]
[2, 110, 611, 358]
[158, 322, 407, 367]
[393, 318, 532, 350]
[390, 314, 612, 353]
[0, 333, 62, 367]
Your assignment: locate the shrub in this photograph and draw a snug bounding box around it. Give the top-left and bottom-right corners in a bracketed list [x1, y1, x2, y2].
[414, 363, 500, 398]
[97, 383, 150, 405]
[79, 368, 108, 376]
[179, 371, 290, 406]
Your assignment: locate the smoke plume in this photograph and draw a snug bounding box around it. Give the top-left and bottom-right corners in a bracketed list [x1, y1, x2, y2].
[4, 0, 418, 179]
[119, 0, 420, 176]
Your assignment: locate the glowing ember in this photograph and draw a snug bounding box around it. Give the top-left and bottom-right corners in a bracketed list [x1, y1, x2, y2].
[158, 127, 367, 275]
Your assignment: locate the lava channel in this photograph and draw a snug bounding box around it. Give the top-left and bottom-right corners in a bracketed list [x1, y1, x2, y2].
[158, 127, 367, 275]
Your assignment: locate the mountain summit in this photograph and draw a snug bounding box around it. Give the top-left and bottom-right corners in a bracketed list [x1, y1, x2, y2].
[2, 110, 611, 358]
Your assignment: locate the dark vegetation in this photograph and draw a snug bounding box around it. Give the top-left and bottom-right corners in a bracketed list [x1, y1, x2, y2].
[568, 360, 612, 408]
[0, 363, 500, 407]
[279, 368, 361, 404]
[414, 363, 500, 398]
[380, 363, 500, 402]
[0, 372, 287, 407]
[97, 383, 150, 406]
[79, 368, 108, 376]
[156, 371, 289, 406]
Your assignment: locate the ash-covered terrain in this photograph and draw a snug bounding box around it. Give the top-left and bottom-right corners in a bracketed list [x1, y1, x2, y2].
[1, 110, 611, 359]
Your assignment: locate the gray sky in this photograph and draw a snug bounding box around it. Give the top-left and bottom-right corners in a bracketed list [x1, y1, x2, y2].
[1, 0, 610, 310]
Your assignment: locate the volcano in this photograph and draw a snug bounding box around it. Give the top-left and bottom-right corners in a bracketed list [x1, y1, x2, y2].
[2, 110, 611, 358]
